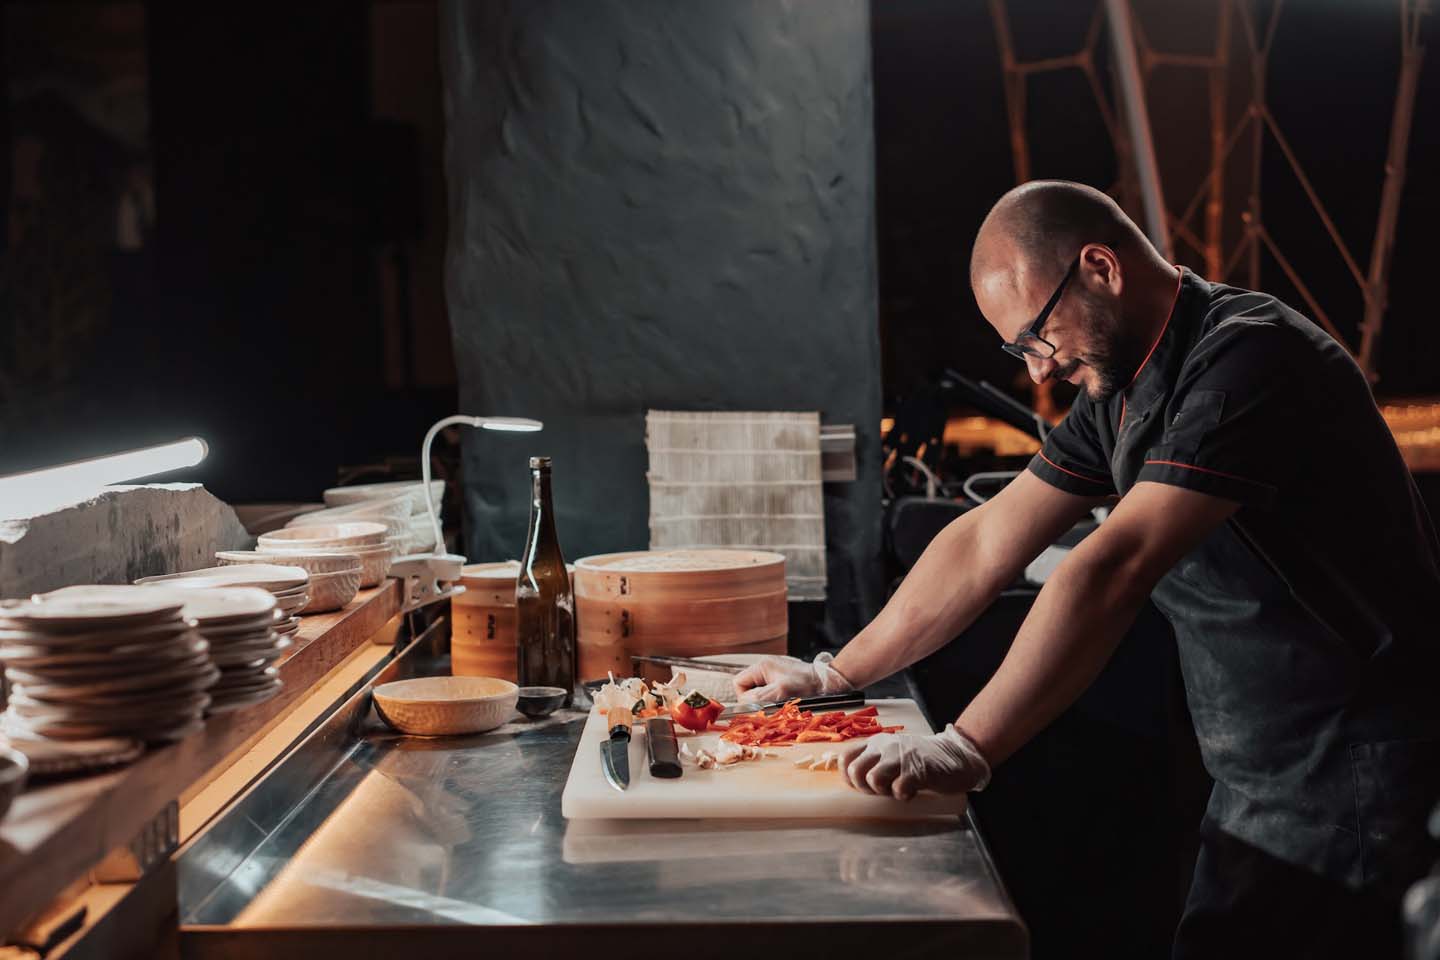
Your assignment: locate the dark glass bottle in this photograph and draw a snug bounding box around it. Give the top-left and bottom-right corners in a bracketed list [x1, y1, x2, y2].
[515, 457, 576, 705]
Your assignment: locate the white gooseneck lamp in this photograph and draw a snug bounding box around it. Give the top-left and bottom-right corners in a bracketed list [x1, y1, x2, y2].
[419, 416, 542, 556]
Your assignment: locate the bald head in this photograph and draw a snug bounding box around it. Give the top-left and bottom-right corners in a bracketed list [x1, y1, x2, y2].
[970, 180, 1153, 294]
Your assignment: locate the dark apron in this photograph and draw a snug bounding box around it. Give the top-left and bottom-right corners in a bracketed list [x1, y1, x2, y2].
[1117, 391, 1440, 897]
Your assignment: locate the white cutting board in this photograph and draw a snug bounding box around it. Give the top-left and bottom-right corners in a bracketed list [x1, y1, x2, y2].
[560, 698, 967, 820]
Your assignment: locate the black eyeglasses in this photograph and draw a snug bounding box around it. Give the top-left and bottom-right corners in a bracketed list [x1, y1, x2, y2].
[1001, 255, 1079, 360]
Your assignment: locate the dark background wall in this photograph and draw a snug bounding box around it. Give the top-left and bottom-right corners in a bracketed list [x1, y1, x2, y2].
[0, 1, 457, 504]
[438, 0, 884, 637]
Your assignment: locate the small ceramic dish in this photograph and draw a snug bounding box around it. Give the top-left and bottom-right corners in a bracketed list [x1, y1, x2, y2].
[515, 686, 568, 719]
[372, 676, 518, 736]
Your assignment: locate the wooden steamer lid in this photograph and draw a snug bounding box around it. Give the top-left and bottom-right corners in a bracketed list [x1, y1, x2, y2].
[572, 549, 788, 682]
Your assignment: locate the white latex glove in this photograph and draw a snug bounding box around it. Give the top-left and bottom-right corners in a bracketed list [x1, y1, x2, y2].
[839, 724, 992, 801]
[733, 652, 853, 702]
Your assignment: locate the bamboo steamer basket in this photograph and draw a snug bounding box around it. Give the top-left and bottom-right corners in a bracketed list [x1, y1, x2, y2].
[573, 549, 788, 684]
[451, 561, 575, 681]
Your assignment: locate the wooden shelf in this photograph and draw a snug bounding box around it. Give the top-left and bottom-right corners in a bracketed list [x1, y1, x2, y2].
[0, 580, 403, 940]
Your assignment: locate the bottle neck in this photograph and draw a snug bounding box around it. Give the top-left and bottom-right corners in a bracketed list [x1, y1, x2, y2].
[529, 469, 560, 550]
[531, 469, 552, 509]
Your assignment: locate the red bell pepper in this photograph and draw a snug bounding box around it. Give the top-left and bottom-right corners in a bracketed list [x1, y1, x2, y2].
[671, 690, 725, 731]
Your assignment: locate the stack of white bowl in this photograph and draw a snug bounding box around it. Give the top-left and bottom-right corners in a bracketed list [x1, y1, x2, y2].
[284, 495, 416, 556]
[323, 480, 446, 554]
[1, 587, 219, 742]
[256, 521, 394, 588]
[214, 551, 362, 614]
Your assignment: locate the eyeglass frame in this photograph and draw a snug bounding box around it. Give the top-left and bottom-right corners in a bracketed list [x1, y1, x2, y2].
[1000, 254, 1080, 361]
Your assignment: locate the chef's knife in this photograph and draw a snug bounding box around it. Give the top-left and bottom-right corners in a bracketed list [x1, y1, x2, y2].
[717, 690, 865, 720]
[645, 715, 683, 779]
[600, 718, 631, 792]
[630, 654, 748, 675]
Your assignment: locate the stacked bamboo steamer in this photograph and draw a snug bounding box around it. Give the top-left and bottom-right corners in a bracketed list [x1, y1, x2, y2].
[452, 561, 573, 682]
[573, 549, 787, 684]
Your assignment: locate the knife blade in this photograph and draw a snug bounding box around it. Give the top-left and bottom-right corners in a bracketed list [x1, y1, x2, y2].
[599, 720, 631, 792]
[717, 690, 865, 720]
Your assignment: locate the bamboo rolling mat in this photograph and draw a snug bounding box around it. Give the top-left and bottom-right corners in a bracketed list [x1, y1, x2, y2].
[645, 410, 826, 601]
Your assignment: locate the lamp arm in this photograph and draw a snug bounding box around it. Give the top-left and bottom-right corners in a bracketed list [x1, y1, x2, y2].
[421, 415, 480, 556]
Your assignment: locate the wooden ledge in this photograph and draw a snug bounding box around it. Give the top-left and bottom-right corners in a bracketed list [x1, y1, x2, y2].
[0, 580, 403, 940]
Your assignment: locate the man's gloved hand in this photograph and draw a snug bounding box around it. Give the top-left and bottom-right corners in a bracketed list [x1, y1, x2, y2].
[838, 724, 992, 801]
[733, 652, 853, 702]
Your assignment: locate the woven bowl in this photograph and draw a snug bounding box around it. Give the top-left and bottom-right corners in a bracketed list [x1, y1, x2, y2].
[372, 676, 518, 736]
[253, 544, 392, 588]
[298, 567, 363, 614]
[217, 551, 362, 576]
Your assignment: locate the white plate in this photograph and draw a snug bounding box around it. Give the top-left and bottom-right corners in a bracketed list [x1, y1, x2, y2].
[4, 591, 184, 631]
[135, 564, 308, 592]
[131, 586, 278, 625]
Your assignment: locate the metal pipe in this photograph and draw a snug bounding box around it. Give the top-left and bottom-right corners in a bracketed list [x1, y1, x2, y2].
[1357, 0, 1428, 382]
[1205, 0, 1233, 278]
[1104, 0, 1172, 258]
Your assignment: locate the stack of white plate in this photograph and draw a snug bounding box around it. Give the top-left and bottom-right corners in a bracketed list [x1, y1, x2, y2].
[127, 583, 287, 712]
[136, 563, 310, 634]
[256, 522, 394, 587]
[323, 481, 446, 554]
[0, 588, 218, 742]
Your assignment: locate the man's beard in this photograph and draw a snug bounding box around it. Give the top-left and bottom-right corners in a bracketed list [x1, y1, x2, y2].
[1056, 297, 1146, 402]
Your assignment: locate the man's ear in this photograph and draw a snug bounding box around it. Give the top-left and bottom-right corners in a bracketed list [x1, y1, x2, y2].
[1080, 243, 1122, 296]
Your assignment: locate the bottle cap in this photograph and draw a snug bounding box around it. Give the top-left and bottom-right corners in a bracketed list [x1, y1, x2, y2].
[529, 456, 552, 469]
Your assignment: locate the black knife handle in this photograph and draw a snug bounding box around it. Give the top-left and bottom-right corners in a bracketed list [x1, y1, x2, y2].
[645, 717, 683, 778]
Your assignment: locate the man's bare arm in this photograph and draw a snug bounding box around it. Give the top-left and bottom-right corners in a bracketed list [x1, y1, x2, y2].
[955, 481, 1239, 766]
[832, 471, 1104, 688]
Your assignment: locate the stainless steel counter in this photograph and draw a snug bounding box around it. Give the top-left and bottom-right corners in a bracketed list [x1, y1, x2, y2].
[176, 638, 1027, 958]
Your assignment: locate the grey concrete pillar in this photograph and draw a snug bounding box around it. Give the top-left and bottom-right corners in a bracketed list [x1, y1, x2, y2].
[440, 0, 881, 640]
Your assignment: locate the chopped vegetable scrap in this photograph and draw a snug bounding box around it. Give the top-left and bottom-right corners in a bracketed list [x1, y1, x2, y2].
[594, 672, 688, 720]
[794, 751, 841, 772]
[719, 702, 902, 747]
[680, 741, 778, 770]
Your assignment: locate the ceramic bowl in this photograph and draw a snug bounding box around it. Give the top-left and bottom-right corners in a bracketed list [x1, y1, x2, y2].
[216, 551, 362, 577]
[0, 745, 29, 823]
[258, 521, 389, 551]
[298, 567, 362, 614]
[287, 495, 411, 527]
[515, 686, 568, 719]
[323, 480, 445, 516]
[372, 676, 518, 736]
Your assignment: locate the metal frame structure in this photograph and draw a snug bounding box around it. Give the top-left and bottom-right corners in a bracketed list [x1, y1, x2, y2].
[987, 0, 1429, 384]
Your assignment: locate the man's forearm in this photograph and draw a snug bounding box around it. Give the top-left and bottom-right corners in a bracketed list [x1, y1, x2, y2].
[954, 549, 1151, 767]
[833, 503, 1021, 688]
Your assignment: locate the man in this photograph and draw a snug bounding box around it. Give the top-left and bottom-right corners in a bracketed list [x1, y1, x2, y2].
[736, 181, 1440, 956]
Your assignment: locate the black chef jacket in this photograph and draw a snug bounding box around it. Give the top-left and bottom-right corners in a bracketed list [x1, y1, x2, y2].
[1029, 268, 1440, 893]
